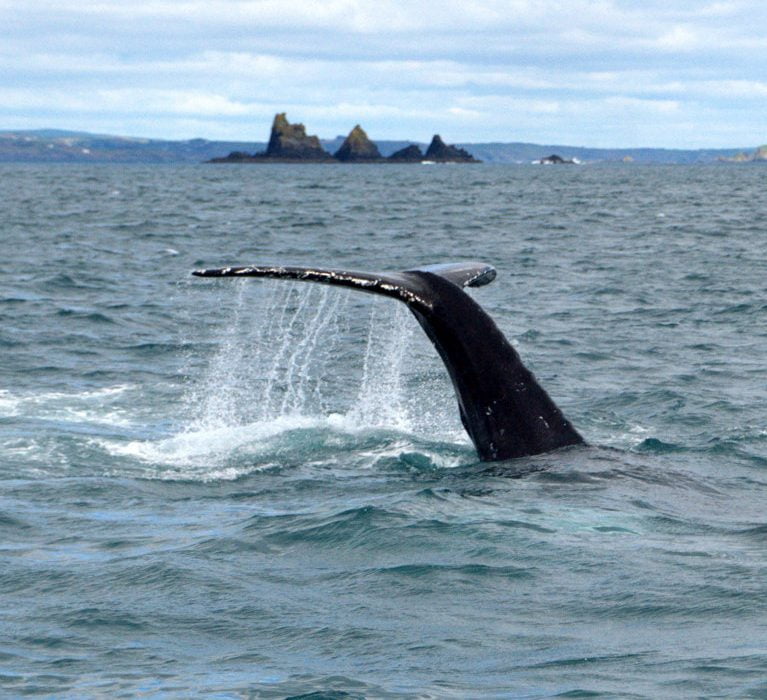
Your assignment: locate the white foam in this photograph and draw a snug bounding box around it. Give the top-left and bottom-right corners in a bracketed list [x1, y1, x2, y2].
[0, 389, 20, 417]
[101, 412, 362, 468]
[354, 441, 469, 470]
[157, 465, 271, 482]
[168, 282, 465, 474]
[0, 385, 135, 427]
[607, 422, 651, 448]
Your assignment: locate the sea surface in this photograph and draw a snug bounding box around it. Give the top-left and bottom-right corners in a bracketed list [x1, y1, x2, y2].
[1, 162, 766, 698]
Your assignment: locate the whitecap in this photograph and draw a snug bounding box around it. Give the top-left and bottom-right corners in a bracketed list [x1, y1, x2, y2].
[100, 413, 360, 468]
[0, 389, 20, 417]
[0, 385, 137, 428]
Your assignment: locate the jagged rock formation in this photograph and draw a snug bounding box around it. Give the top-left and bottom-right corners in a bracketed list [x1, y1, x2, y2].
[265, 113, 333, 160]
[387, 144, 424, 162]
[209, 113, 333, 162]
[208, 116, 480, 164]
[424, 135, 480, 163]
[334, 125, 382, 162]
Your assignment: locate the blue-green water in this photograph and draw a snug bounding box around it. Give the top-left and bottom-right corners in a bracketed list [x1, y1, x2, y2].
[1, 163, 766, 698]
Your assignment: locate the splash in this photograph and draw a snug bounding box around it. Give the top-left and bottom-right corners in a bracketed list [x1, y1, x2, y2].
[352, 297, 415, 431]
[107, 413, 338, 472]
[185, 281, 425, 435]
[187, 280, 354, 430]
[124, 280, 465, 471]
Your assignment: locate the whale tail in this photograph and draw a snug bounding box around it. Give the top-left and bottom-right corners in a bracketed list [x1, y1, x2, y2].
[192, 262, 584, 461]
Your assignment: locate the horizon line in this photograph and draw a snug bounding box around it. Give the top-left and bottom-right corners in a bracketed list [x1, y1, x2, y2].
[0, 126, 760, 153]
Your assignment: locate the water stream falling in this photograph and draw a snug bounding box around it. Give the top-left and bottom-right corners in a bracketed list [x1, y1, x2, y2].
[351, 296, 416, 431]
[114, 280, 468, 471]
[185, 281, 443, 442]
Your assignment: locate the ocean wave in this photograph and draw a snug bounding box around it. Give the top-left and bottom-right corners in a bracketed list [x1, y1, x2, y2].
[54, 308, 116, 324]
[0, 385, 135, 427]
[97, 412, 471, 483]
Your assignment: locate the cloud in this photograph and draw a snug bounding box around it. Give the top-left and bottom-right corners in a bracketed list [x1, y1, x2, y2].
[651, 25, 702, 51]
[0, 87, 252, 116]
[1, 1, 766, 145]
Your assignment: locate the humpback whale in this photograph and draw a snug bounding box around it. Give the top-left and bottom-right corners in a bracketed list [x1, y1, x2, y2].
[192, 262, 584, 461]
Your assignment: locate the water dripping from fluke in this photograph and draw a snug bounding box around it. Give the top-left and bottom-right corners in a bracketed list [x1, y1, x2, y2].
[138, 282, 448, 474]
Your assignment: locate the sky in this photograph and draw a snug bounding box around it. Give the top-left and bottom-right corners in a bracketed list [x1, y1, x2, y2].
[2, 0, 766, 147]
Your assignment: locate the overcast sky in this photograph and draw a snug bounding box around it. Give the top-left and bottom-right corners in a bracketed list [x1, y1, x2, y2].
[2, 0, 765, 147]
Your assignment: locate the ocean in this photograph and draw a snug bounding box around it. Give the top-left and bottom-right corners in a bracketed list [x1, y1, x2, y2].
[1, 162, 766, 698]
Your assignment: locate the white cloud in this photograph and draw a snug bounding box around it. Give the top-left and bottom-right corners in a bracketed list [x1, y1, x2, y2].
[2, 0, 758, 41]
[652, 25, 701, 51]
[100, 90, 254, 116]
[1, 1, 766, 145]
[601, 96, 681, 114]
[0, 87, 256, 117]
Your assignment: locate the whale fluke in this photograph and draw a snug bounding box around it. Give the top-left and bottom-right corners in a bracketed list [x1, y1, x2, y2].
[192, 262, 584, 461]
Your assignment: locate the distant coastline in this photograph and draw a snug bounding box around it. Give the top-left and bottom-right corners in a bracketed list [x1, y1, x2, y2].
[0, 127, 762, 165]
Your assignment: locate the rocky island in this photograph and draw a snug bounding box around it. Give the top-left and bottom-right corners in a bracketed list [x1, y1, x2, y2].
[387, 144, 425, 162]
[532, 154, 579, 165]
[387, 136, 480, 163]
[718, 145, 767, 163]
[209, 113, 334, 163]
[333, 125, 382, 162]
[422, 135, 480, 163]
[209, 113, 480, 164]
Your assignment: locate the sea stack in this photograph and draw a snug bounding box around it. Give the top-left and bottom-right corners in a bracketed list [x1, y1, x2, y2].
[208, 113, 334, 163]
[334, 125, 382, 162]
[424, 135, 480, 163]
[264, 113, 333, 161]
[387, 144, 424, 162]
[208, 114, 481, 164]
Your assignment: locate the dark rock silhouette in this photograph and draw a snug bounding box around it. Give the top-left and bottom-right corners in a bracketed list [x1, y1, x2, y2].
[209, 113, 333, 162]
[209, 152, 250, 162]
[387, 144, 424, 162]
[535, 154, 577, 164]
[424, 135, 480, 163]
[265, 113, 333, 160]
[208, 116, 480, 164]
[334, 125, 382, 162]
[219, 151, 251, 161]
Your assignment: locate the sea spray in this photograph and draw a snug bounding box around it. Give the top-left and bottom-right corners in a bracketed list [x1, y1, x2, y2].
[154, 278, 465, 471]
[278, 285, 347, 417]
[188, 282, 416, 430]
[187, 280, 251, 429]
[187, 281, 353, 429]
[352, 296, 415, 431]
